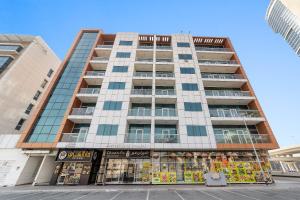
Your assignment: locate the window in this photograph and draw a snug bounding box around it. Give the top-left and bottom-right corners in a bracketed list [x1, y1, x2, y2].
[47, 69, 54, 77]
[177, 42, 190, 47]
[103, 101, 122, 110]
[41, 79, 48, 88]
[33, 90, 42, 100]
[184, 102, 202, 111]
[0, 56, 13, 72]
[112, 66, 128, 73]
[182, 83, 198, 91]
[0, 44, 23, 52]
[180, 67, 195, 74]
[116, 52, 131, 58]
[108, 82, 125, 90]
[25, 103, 34, 114]
[187, 125, 207, 136]
[15, 118, 26, 130]
[119, 41, 133, 46]
[178, 54, 193, 60]
[96, 124, 118, 136]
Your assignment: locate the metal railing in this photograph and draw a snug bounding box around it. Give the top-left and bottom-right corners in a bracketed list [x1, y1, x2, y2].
[96, 45, 113, 48]
[155, 108, 177, 117]
[205, 90, 251, 97]
[156, 72, 174, 78]
[155, 133, 179, 143]
[214, 130, 270, 144]
[124, 133, 151, 143]
[155, 89, 176, 95]
[78, 88, 100, 94]
[85, 71, 105, 76]
[198, 60, 239, 65]
[60, 131, 88, 143]
[209, 109, 260, 118]
[156, 58, 173, 62]
[156, 46, 172, 50]
[92, 57, 109, 61]
[201, 73, 244, 79]
[70, 107, 95, 115]
[138, 45, 153, 49]
[128, 108, 151, 116]
[195, 47, 232, 52]
[131, 89, 152, 95]
[133, 71, 153, 77]
[135, 58, 153, 62]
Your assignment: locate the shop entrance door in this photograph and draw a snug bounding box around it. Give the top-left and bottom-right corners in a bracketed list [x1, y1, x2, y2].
[122, 161, 135, 183]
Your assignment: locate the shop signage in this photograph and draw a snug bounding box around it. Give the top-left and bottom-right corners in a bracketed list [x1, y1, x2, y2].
[106, 150, 150, 159]
[56, 150, 95, 162]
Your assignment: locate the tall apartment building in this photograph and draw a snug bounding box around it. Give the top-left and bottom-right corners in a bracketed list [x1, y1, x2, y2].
[17, 30, 278, 186]
[0, 35, 60, 186]
[266, 0, 300, 56]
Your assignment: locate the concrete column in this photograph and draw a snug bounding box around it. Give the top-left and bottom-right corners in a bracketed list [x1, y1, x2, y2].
[32, 155, 56, 186]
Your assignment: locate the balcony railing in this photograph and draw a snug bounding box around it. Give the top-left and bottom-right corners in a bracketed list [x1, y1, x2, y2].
[136, 58, 153, 62]
[131, 89, 152, 95]
[209, 109, 260, 118]
[138, 45, 153, 49]
[201, 73, 244, 79]
[124, 133, 151, 143]
[155, 89, 176, 95]
[155, 133, 179, 143]
[78, 88, 100, 94]
[60, 131, 88, 143]
[156, 72, 174, 78]
[92, 57, 109, 61]
[155, 108, 177, 117]
[85, 71, 105, 76]
[133, 71, 153, 77]
[96, 45, 113, 48]
[214, 130, 270, 144]
[156, 58, 173, 63]
[128, 108, 151, 116]
[70, 107, 95, 115]
[198, 60, 239, 65]
[205, 90, 251, 97]
[195, 47, 232, 52]
[156, 46, 172, 50]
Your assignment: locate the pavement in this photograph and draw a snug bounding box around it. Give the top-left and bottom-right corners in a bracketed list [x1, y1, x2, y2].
[0, 176, 300, 200]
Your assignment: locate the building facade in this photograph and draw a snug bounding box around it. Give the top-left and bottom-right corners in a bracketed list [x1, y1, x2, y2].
[266, 0, 300, 56]
[0, 35, 60, 186]
[17, 30, 278, 185]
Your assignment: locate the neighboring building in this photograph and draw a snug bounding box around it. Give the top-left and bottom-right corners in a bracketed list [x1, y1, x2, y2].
[0, 34, 60, 186]
[269, 145, 300, 177]
[266, 0, 300, 56]
[17, 29, 278, 186]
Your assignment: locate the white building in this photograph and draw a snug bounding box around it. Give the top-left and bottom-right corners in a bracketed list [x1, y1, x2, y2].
[0, 34, 60, 186]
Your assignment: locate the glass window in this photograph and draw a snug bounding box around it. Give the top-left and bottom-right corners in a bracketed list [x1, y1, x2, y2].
[41, 79, 48, 88]
[0, 44, 23, 52]
[180, 67, 195, 74]
[33, 90, 42, 100]
[97, 124, 118, 136]
[25, 103, 34, 114]
[47, 69, 54, 77]
[0, 56, 13, 72]
[184, 102, 202, 111]
[178, 54, 193, 60]
[177, 42, 190, 47]
[103, 101, 122, 110]
[112, 66, 128, 73]
[182, 83, 198, 91]
[187, 125, 207, 136]
[15, 118, 26, 130]
[116, 52, 131, 58]
[108, 82, 126, 90]
[119, 41, 133, 46]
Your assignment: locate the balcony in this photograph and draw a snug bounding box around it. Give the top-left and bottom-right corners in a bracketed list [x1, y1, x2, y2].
[196, 47, 234, 60]
[68, 107, 95, 123]
[60, 131, 88, 143]
[135, 57, 153, 62]
[156, 72, 174, 78]
[155, 89, 176, 96]
[205, 90, 255, 105]
[155, 108, 177, 117]
[156, 45, 172, 50]
[131, 89, 152, 95]
[199, 60, 240, 73]
[77, 88, 100, 103]
[124, 132, 151, 143]
[209, 108, 265, 125]
[156, 58, 173, 63]
[96, 45, 113, 49]
[133, 71, 153, 78]
[155, 133, 179, 143]
[84, 71, 105, 85]
[128, 108, 151, 116]
[202, 73, 247, 88]
[138, 45, 153, 50]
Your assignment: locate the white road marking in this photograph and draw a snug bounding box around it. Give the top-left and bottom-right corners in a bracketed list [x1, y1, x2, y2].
[109, 191, 123, 200]
[223, 190, 261, 200]
[174, 190, 185, 200]
[72, 192, 91, 200]
[198, 190, 223, 200]
[254, 189, 297, 200]
[146, 189, 150, 200]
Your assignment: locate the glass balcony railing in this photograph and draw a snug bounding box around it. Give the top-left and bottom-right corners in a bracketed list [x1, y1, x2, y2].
[133, 72, 153, 77]
[156, 72, 175, 78]
[205, 90, 251, 97]
[78, 88, 100, 94]
[96, 45, 113, 48]
[155, 133, 179, 143]
[214, 129, 270, 144]
[201, 73, 244, 79]
[85, 71, 105, 76]
[155, 89, 176, 95]
[155, 108, 177, 117]
[92, 57, 109, 61]
[128, 108, 151, 116]
[209, 109, 260, 118]
[124, 133, 151, 143]
[136, 58, 153, 62]
[138, 45, 153, 49]
[70, 107, 95, 115]
[156, 46, 172, 50]
[198, 60, 239, 65]
[60, 131, 88, 143]
[131, 89, 152, 95]
[156, 58, 173, 63]
[195, 47, 232, 52]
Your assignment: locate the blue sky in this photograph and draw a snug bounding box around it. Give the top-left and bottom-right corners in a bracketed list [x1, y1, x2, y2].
[1, 0, 299, 147]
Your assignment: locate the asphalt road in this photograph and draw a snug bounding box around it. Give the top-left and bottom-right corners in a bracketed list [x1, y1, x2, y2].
[0, 176, 300, 200]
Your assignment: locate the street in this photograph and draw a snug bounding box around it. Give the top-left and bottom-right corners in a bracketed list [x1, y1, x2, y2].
[0, 177, 300, 200]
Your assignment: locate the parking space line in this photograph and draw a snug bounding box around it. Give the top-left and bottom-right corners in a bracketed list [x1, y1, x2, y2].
[174, 190, 185, 200]
[72, 192, 91, 200]
[109, 191, 123, 200]
[146, 189, 150, 200]
[198, 190, 223, 200]
[223, 190, 261, 200]
[6, 192, 40, 200]
[254, 189, 297, 200]
[38, 192, 70, 200]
